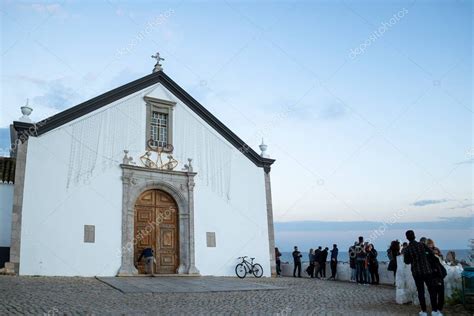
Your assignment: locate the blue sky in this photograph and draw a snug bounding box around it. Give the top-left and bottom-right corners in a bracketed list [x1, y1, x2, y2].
[1, 0, 472, 250]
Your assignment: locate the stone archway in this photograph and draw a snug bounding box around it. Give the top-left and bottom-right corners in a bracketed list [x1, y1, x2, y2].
[134, 189, 180, 274]
[117, 164, 199, 276]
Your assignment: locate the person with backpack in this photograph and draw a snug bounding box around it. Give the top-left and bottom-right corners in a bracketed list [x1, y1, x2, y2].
[403, 230, 437, 316]
[306, 248, 315, 277]
[427, 238, 447, 316]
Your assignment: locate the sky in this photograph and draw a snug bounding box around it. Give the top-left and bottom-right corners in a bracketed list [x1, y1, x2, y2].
[1, 0, 472, 250]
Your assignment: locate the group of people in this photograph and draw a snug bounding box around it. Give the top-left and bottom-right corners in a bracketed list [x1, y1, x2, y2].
[348, 236, 380, 285]
[276, 230, 447, 316]
[289, 244, 339, 280]
[392, 231, 446, 316]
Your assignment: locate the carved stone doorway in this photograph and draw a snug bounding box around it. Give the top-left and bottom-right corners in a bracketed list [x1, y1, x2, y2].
[134, 189, 179, 274]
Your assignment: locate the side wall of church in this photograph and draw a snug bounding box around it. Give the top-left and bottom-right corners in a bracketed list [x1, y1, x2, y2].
[18, 83, 270, 276]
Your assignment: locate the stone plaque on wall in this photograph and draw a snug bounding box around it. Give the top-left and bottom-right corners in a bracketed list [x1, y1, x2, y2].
[84, 225, 95, 243]
[206, 232, 216, 247]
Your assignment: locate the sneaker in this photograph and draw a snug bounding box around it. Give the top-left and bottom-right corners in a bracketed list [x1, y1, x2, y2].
[418, 312, 427, 316]
[431, 312, 439, 316]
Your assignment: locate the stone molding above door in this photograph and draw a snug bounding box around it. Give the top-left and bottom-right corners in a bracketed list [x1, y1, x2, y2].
[117, 164, 199, 276]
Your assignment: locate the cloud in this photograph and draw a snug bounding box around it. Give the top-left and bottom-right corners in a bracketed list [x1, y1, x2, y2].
[456, 158, 474, 165]
[11, 75, 81, 111]
[33, 80, 80, 110]
[449, 203, 473, 210]
[319, 101, 347, 120]
[412, 198, 449, 207]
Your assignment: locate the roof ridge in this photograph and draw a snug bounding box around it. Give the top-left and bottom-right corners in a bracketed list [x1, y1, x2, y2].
[12, 71, 274, 169]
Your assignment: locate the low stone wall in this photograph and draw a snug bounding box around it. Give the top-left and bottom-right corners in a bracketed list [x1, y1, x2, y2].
[280, 261, 395, 285]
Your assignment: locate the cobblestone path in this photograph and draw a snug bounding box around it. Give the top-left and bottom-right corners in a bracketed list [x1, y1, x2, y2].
[0, 275, 469, 315]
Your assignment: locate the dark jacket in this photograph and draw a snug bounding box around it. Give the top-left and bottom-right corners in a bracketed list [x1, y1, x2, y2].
[355, 243, 366, 261]
[349, 246, 356, 269]
[403, 240, 433, 277]
[138, 247, 154, 261]
[314, 249, 321, 262]
[331, 248, 338, 261]
[368, 249, 378, 266]
[319, 250, 328, 263]
[427, 253, 447, 284]
[387, 247, 400, 272]
[275, 249, 282, 262]
[292, 250, 302, 263]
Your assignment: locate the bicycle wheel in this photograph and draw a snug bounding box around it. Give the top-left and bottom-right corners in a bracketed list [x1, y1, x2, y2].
[252, 263, 264, 278]
[235, 263, 247, 278]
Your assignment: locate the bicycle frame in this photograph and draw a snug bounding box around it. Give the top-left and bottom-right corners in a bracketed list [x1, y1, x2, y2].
[240, 258, 254, 272]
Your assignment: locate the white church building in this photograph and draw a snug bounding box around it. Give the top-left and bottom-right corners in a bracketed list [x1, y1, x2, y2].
[2, 56, 276, 277]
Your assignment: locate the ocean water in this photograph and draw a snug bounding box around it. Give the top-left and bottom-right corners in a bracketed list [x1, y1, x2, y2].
[279, 249, 471, 263]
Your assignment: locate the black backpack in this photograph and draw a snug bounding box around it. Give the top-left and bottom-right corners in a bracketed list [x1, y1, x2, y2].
[425, 246, 447, 279]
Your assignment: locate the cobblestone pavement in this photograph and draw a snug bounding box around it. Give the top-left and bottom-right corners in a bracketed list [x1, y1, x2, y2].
[0, 275, 469, 315]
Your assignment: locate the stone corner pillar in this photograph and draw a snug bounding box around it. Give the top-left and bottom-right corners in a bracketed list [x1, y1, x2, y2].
[263, 165, 277, 277]
[117, 168, 139, 276]
[6, 140, 29, 275]
[186, 172, 200, 275]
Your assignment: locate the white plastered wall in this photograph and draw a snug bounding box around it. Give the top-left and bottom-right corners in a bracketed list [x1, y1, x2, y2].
[19, 82, 270, 276]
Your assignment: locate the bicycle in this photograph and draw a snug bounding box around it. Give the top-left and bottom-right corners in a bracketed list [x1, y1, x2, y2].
[235, 256, 263, 278]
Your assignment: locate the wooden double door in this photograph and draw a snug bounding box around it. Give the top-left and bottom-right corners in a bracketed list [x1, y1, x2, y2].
[134, 189, 179, 274]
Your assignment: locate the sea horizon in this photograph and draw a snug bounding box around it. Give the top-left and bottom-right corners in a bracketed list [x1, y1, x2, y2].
[279, 248, 471, 263]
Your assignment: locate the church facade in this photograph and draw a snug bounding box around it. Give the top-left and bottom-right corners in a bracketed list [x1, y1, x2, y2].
[4, 64, 275, 277]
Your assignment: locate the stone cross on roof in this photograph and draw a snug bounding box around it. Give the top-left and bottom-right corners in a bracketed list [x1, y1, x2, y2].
[151, 52, 165, 73]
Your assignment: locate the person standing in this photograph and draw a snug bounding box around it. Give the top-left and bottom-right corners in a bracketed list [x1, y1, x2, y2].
[275, 247, 282, 276]
[427, 239, 447, 316]
[387, 240, 401, 283]
[137, 247, 155, 275]
[313, 246, 322, 278]
[319, 247, 329, 278]
[355, 237, 367, 284]
[367, 244, 379, 285]
[330, 244, 338, 280]
[292, 246, 302, 277]
[403, 230, 437, 316]
[349, 242, 357, 282]
[306, 248, 314, 278]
